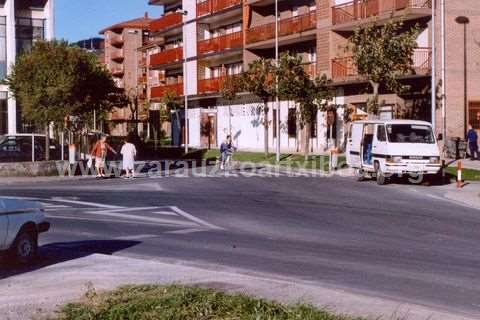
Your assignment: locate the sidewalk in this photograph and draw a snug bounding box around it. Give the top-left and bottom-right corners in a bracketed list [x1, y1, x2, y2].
[1, 252, 476, 320]
[428, 181, 480, 210]
[446, 158, 480, 170]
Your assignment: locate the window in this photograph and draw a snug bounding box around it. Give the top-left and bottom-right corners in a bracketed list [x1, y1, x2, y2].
[16, 17, 45, 55]
[386, 124, 435, 144]
[288, 109, 297, 138]
[0, 91, 6, 135]
[377, 125, 386, 142]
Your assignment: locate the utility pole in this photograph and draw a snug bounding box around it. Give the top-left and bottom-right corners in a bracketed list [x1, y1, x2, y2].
[275, 0, 280, 162]
[431, 0, 436, 132]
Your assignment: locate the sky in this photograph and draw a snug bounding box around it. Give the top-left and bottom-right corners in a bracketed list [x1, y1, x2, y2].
[55, 0, 163, 42]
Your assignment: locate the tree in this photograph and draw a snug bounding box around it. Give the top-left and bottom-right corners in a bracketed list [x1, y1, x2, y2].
[6, 40, 123, 160]
[240, 58, 276, 157]
[277, 53, 333, 159]
[161, 90, 182, 147]
[349, 19, 419, 115]
[220, 74, 242, 136]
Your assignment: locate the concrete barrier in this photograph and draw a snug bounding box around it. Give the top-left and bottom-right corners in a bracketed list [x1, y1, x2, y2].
[0, 161, 68, 177]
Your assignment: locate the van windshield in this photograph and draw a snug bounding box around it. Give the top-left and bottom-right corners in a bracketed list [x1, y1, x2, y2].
[386, 124, 435, 144]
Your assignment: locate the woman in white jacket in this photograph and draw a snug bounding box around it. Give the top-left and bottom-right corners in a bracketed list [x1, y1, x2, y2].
[120, 137, 137, 179]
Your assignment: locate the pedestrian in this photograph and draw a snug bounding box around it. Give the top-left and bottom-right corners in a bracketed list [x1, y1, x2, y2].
[120, 136, 137, 179]
[90, 135, 117, 178]
[466, 124, 479, 160]
[219, 135, 235, 170]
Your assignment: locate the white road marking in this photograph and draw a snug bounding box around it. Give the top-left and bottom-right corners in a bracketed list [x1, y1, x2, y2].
[51, 197, 123, 209]
[153, 210, 178, 216]
[170, 206, 224, 230]
[165, 228, 207, 235]
[114, 234, 159, 240]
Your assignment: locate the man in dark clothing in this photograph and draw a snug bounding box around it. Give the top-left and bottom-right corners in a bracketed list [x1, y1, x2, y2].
[466, 124, 479, 160]
[219, 135, 234, 169]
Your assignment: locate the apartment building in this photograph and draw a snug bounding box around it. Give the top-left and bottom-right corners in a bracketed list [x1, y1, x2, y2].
[100, 14, 151, 137]
[0, 0, 54, 136]
[142, 0, 478, 153]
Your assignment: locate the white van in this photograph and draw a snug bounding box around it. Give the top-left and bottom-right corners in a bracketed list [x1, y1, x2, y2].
[346, 120, 442, 185]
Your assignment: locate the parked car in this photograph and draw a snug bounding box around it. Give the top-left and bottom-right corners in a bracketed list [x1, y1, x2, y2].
[346, 120, 442, 185]
[0, 134, 61, 162]
[0, 197, 50, 263]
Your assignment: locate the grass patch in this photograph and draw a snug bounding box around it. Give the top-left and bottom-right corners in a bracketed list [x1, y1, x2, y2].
[53, 285, 363, 320]
[203, 149, 346, 172]
[445, 167, 480, 181]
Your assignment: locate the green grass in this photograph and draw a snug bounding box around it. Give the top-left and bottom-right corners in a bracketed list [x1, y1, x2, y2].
[203, 149, 346, 172]
[445, 167, 480, 181]
[53, 285, 364, 320]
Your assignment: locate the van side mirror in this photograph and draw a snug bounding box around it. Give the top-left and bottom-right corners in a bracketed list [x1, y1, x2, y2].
[437, 133, 443, 141]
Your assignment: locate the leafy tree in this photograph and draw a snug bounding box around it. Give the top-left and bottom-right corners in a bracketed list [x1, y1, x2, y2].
[277, 53, 333, 159]
[161, 90, 182, 146]
[349, 19, 419, 115]
[240, 58, 276, 157]
[6, 40, 124, 160]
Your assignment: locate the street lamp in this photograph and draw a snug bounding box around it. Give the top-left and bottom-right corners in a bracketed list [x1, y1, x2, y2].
[275, 0, 280, 163]
[177, 9, 189, 153]
[455, 16, 469, 137]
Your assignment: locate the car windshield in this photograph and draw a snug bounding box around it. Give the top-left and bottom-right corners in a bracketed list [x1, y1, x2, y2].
[386, 124, 435, 144]
[0, 135, 6, 144]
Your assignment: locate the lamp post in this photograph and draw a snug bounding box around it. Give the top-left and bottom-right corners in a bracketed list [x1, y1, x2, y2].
[455, 16, 469, 136]
[275, 0, 280, 162]
[177, 9, 189, 153]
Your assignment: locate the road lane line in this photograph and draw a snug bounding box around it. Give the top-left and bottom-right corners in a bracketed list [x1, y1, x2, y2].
[51, 197, 123, 209]
[170, 206, 224, 230]
[82, 210, 200, 227]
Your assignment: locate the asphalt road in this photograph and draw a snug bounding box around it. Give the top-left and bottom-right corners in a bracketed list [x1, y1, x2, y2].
[1, 168, 479, 318]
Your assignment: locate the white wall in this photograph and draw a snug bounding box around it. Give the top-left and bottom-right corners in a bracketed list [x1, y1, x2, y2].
[187, 100, 346, 153]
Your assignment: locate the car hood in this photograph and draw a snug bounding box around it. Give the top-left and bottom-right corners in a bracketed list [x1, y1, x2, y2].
[0, 197, 43, 211]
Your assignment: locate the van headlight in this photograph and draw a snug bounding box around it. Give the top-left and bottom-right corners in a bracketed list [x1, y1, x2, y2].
[387, 156, 403, 163]
[429, 157, 440, 164]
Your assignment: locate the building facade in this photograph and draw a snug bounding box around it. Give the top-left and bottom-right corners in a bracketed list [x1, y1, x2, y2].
[141, 0, 478, 153]
[0, 0, 54, 135]
[100, 14, 151, 137]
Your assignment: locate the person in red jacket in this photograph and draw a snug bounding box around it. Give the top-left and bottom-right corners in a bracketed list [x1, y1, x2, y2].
[90, 135, 117, 177]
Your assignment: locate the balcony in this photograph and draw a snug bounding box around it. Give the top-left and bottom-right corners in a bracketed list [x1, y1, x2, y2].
[150, 47, 183, 67]
[111, 50, 124, 62]
[302, 62, 317, 79]
[151, 83, 184, 98]
[197, 0, 242, 17]
[110, 35, 124, 47]
[332, 0, 432, 26]
[198, 31, 243, 55]
[331, 47, 431, 81]
[198, 77, 224, 94]
[111, 66, 124, 77]
[150, 12, 183, 33]
[246, 11, 316, 45]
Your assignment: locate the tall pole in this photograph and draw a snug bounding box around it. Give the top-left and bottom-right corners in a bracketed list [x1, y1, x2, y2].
[455, 16, 470, 137]
[441, 0, 446, 140]
[275, 0, 280, 162]
[180, 10, 189, 154]
[431, 0, 436, 132]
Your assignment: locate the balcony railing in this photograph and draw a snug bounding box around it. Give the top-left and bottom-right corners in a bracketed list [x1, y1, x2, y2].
[246, 11, 316, 45]
[151, 83, 184, 98]
[198, 31, 243, 55]
[197, 0, 242, 17]
[110, 35, 124, 47]
[198, 77, 224, 94]
[150, 47, 183, 67]
[111, 66, 124, 77]
[150, 12, 183, 33]
[332, 0, 432, 25]
[331, 47, 431, 80]
[111, 50, 124, 62]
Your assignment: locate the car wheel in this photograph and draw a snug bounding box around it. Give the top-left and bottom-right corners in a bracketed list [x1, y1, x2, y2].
[375, 163, 387, 186]
[11, 231, 38, 264]
[355, 169, 365, 181]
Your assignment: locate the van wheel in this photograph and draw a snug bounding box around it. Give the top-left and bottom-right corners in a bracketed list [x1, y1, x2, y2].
[374, 163, 387, 185]
[355, 169, 365, 181]
[11, 231, 38, 264]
